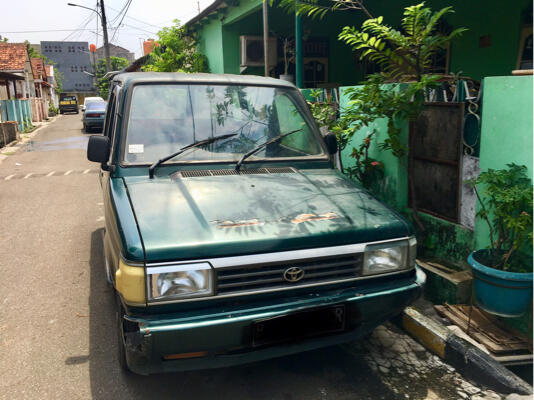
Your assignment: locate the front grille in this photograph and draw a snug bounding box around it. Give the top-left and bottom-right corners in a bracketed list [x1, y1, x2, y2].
[216, 254, 363, 295]
[175, 167, 296, 178]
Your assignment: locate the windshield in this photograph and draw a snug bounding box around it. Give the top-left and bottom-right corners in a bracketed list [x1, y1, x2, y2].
[86, 101, 106, 111]
[123, 84, 324, 164]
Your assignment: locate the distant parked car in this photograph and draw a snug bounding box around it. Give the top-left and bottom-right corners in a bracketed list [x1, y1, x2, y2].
[82, 101, 106, 133]
[80, 96, 105, 111]
[59, 95, 78, 114]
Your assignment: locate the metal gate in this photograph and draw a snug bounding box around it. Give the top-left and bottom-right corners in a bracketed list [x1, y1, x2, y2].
[409, 102, 464, 222]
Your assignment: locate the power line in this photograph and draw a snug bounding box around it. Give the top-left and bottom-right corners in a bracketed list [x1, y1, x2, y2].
[111, 0, 133, 43]
[62, 6, 97, 41]
[121, 23, 157, 35]
[71, 14, 97, 42]
[106, 4, 162, 30]
[0, 28, 96, 34]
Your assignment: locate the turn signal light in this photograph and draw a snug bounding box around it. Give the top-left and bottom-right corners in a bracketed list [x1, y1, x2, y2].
[162, 351, 208, 360]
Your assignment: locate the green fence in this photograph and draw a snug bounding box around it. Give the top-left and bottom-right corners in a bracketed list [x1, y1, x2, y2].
[0, 99, 33, 131]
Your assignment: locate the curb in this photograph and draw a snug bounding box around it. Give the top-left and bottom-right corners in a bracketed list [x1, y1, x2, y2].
[402, 306, 533, 396]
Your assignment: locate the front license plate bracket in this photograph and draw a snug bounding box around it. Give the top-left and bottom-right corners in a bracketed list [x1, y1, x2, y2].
[252, 305, 346, 347]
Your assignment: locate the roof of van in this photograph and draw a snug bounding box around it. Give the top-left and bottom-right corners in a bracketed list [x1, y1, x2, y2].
[112, 72, 296, 89]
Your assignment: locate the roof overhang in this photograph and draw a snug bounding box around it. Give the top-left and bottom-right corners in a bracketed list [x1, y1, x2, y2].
[0, 71, 25, 80]
[185, 0, 227, 28]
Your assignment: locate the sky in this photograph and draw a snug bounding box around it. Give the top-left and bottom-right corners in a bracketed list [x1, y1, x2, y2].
[1, 0, 215, 58]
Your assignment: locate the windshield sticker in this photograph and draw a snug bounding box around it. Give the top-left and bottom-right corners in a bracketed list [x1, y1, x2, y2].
[128, 144, 144, 154]
[291, 212, 339, 224]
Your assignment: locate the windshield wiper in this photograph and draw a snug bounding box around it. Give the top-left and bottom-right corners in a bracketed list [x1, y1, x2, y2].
[235, 129, 302, 172]
[148, 133, 237, 178]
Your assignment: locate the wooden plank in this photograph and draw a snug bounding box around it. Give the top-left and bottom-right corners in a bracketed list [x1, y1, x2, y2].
[512, 69, 533, 76]
[435, 305, 530, 354]
[453, 305, 525, 344]
[437, 304, 529, 352]
[417, 259, 456, 278]
[436, 306, 512, 353]
[493, 354, 533, 364]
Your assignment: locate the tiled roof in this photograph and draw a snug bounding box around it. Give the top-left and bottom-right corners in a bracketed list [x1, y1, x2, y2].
[31, 58, 46, 79]
[0, 43, 28, 71]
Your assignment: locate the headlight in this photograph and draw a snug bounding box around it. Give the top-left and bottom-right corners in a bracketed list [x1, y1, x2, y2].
[147, 263, 213, 302]
[363, 238, 417, 276]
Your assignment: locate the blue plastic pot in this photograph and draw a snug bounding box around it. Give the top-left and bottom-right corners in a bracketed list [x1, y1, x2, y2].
[468, 250, 533, 317]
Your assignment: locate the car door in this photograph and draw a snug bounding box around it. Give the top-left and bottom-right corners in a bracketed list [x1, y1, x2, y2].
[100, 86, 121, 280]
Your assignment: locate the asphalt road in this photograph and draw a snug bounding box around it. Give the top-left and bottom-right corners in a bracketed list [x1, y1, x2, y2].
[0, 115, 505, 400]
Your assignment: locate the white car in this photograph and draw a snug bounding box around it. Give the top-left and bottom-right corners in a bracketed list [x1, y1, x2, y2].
[80, 96, 105, 111]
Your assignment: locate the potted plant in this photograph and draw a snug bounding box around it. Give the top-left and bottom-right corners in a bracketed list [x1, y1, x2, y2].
[468, 163, 533, 317]
[279, 38, 295, 82]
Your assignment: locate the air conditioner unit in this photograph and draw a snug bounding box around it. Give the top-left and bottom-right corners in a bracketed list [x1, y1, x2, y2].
[240, 36, 277, 67]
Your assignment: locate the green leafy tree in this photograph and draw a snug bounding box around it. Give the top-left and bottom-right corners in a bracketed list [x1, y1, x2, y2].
[338, 3, 465, 230]
[142, 20, 209, 73]
[338, 4, 466, 81]
[275, 0, 373, 19]
[54, 69, 64, 94]
[302, 3, 466, 231]
[95, 56, 130, 99]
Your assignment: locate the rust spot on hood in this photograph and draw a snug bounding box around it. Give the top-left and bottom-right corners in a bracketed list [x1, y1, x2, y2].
[213, 219, 264, 229]
[291, 212, 339, 224]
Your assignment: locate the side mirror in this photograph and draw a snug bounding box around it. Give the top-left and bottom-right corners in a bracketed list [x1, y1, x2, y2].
[324, 133, 338, 155]
[87, 135, 110, 163]
[80, 105, 86, 111]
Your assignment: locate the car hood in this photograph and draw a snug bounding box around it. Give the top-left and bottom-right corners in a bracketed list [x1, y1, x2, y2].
[123, 168, 410, 261]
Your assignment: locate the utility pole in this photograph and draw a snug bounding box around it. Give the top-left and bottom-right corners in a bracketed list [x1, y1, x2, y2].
[100, 0, 111, 72]
[263, 1, 269, 77]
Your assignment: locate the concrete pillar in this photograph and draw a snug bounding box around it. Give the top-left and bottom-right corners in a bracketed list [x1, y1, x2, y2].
[295, 12, 303, 88]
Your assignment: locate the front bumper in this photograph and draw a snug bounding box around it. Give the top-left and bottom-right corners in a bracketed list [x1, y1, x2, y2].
[122, 267, 426, 375]
[60, 106, 78, 112]
[84, 119, 104, 128]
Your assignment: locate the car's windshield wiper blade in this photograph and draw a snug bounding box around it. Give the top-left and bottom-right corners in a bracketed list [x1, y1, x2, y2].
[235, 129, 302, 172]
[148, 133, 237, 178]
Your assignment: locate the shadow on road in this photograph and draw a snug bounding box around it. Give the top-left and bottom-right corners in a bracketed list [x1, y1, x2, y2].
[87, 229, 398, 400]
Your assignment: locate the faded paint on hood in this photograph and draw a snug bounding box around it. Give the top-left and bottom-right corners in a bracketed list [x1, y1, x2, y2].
[123, 169, 410, 261]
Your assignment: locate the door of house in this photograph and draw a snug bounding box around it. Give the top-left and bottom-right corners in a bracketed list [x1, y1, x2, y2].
[409, 102, 464, 222]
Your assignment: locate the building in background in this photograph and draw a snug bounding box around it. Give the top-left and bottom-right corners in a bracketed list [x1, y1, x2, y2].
[143, 39, 156, 56]
[44, 65, 59, 108]
[95, 43, 135, 64]
[30, 57, 53, 119]
[30, 43, 41, 55]
[40, 41, 94, 95]
[0, 42, 35, 98]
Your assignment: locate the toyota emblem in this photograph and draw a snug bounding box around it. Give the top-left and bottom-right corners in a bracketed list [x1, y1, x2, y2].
[283, 267, 305, 283]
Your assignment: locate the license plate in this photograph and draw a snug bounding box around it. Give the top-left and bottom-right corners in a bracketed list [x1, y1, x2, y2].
[252, 305, 345, 347]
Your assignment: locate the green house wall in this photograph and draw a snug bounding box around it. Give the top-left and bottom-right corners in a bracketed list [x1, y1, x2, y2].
[338, 75, 533, 266]
[198, 18, 225, 73]
[475, 76, 533, 250]
[193, 0, 530, 85]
